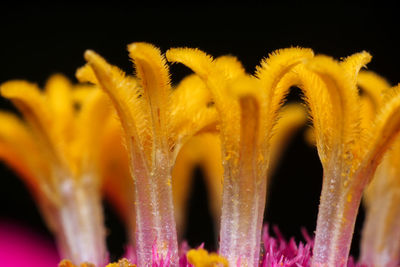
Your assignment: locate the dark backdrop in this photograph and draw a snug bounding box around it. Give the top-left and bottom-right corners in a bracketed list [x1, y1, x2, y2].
[0, 2, 398, 262]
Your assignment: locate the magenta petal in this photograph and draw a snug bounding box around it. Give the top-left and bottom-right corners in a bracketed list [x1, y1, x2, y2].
[260, 225, 367, 267]
[0, 220, 59, 267]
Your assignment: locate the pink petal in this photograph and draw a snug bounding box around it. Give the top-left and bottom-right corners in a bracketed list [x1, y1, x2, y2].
[0, 220, 59, 267]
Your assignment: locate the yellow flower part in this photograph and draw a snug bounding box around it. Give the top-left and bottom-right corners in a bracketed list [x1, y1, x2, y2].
[357, 70, 391, 109]
[83, 42, 217, 266]
[168, 46, 400, 267]
[172, 132, 222, 237]
[0, 75, 115, 266]
[0, 112, 48, 193]
[77, 65, 215, 248]
[268, 103, 307, 174]
[105, 258, 136, 267]
[168, 74, 217, 160]
[357, 72, 400, 267]
[278, 53, 372, 267]
[167, 47, 313, 267]
[59, 258, 136, 267]
[172, 103, 306, 239]
[361, 138, 400, 267]
[187, 248, 228, 267]
[275, 52, 400, 267]
[58, 259, 96, 267]
[302, 69, 390, 149]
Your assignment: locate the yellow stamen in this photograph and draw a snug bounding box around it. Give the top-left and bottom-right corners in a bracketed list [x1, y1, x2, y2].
[84, 43, 217, 266]
[167, 46, 313, 266]
[187, 248, 229, 267]
[105, 258, 136, 267]
[172, 133, 222, 237]
[0, 112, 48, 190]
[278, 52, 400, 267]
[0, 75, 112, 266]
[358, 70, 391, 109]
[169, 74, 217, 162]
[361, 82, 400, 266]
[269, 103, 307, 173]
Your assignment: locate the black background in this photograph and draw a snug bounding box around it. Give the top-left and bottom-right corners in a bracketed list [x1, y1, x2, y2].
[0, 2, 398, 262]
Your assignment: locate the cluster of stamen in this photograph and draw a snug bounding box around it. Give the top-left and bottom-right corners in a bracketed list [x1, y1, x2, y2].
[1, 43, 400, 267]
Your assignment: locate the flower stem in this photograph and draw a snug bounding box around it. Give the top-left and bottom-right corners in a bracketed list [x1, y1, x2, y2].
[219, 96, 266, 267]
[220, 172, 267, 267]
[132, 149, 178, 266]
[52, 175, 108, 266]
[360, 189, 400, 267]
[312, 162, 365, 267]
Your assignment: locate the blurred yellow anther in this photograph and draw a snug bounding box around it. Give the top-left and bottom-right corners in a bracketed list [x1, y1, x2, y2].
[172, 133, 223, 236]
[105, 258, 136, 267]
[187, 248, 228, 267]
[58, 259, 96, 267]
[0, 75, 113, 266]
[359, 71, 400, 266]
[269, 103, 307, 173]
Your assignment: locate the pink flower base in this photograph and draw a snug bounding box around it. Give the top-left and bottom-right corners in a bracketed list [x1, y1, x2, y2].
[0, 220, 59, 267]
[260, 225, 366, 267]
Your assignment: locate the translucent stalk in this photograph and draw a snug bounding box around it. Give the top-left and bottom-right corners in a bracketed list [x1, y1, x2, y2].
[50, 174, 108, 266]
[312, 159, 365, 267]
[220, 171, 267, 267]
[83, 47, 180, 266]
[360, 189, 400, 267]
[220, 97, 266, 267]
[131, 149, 178, 267]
